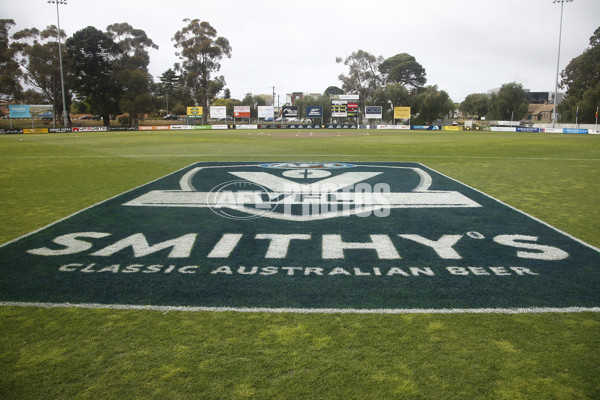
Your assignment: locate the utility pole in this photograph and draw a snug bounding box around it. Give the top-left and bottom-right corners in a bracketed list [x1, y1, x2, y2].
[48, 0, 69, 128]
[552, 0, 574, 128]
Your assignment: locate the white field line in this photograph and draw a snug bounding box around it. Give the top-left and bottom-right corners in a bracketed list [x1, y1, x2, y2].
[1, 301, 599, 314]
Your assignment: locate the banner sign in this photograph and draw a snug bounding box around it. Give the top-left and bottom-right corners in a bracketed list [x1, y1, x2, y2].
[258, 124, 324, 129]
[306, 106, 323, 118]
[394, 107, 411, 119]
[411, 126, 441, 131]
[282, 106, 298, 118]
[332, 101, 347, 118]
[9, 105, 53, 119]
[72, 127, 108, 132]
[234, 106, 251, 118]
[210, 106, 226, 119]
[2, 161, 598, 313]
[258, 106, 274, 119]
[108, 126, 138, 132]
[516, 127, 542, 133]
[23, 128, 49, 134]
[377, 125, 410, 130]
[563, 128, 588, 134]
[48, 128, 72, 133]
[234, 124, 258, 129]
[365, 106, 382, 119]
[139, 126, 171, 131]
[325, 124, 357, 129]
[187, 106, 203, 117]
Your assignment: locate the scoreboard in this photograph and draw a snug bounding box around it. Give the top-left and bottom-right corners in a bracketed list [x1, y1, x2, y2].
[331, 95, 359, 119]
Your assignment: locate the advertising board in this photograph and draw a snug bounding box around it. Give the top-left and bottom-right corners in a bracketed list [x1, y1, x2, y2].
[186, 107, 203, 117]
[282, 106, 298, 118]
[365, 106, 382, 119]
[9, 105, 53, 119]
[210, 106, 227, 119]
[258, 106, 274, 119]
[234, 106, 251, 118]
[394, 107, 411, 119]
[306, 106, 323, 118]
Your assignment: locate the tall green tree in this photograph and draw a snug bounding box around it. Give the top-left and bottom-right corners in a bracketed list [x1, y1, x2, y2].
[379, 53, 427, 90]
[412, 85, 454, 124]
[459, 93, 490, 119]
[108, 23, 158, 125]
[106, 22, 157, 65]
[558, 26, 600, 123]
[0, 19, 23, 104]
[159, 68, 180, 115]
[336, 50, 383, 101]
[172, 19, 232, 124]
[13, 25, 71, 124]
[488, 82, 529, 121]
[66, 26, 122, 126]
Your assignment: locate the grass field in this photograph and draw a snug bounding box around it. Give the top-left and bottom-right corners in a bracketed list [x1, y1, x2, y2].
[0, 129, 599, 399]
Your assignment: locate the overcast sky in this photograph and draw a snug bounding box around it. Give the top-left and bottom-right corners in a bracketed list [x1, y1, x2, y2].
[3, 0, 599, 103]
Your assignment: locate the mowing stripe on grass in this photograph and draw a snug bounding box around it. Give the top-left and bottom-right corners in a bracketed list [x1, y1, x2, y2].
[0, 153, 600, 162]
[0, 154, 599, 161]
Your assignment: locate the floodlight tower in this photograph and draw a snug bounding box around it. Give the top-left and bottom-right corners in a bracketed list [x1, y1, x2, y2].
[48, 0, 69, 128]
[552, 0, 573, 128]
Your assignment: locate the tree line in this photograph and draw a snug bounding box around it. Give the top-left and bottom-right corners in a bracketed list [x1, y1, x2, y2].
[0, 18, 598, 126]
[0, 18, 230, 126]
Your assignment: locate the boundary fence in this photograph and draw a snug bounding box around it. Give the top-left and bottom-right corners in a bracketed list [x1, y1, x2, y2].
[1, 124, 598, 135]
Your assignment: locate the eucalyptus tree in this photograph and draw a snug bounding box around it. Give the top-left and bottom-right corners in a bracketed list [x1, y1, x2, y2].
[12, 25, 69, 122]
[107, 23, 159, 125]
[336, 50, 383, 101]
[0, 19, 22, 104]
[173, 18, 232, 123]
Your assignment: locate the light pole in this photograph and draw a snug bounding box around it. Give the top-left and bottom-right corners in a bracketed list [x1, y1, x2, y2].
[48, 0, 69, 128]
[552, 0, 573, 128]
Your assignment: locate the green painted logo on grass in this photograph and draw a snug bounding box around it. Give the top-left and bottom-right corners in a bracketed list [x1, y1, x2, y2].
[1, 162, 598, 311]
